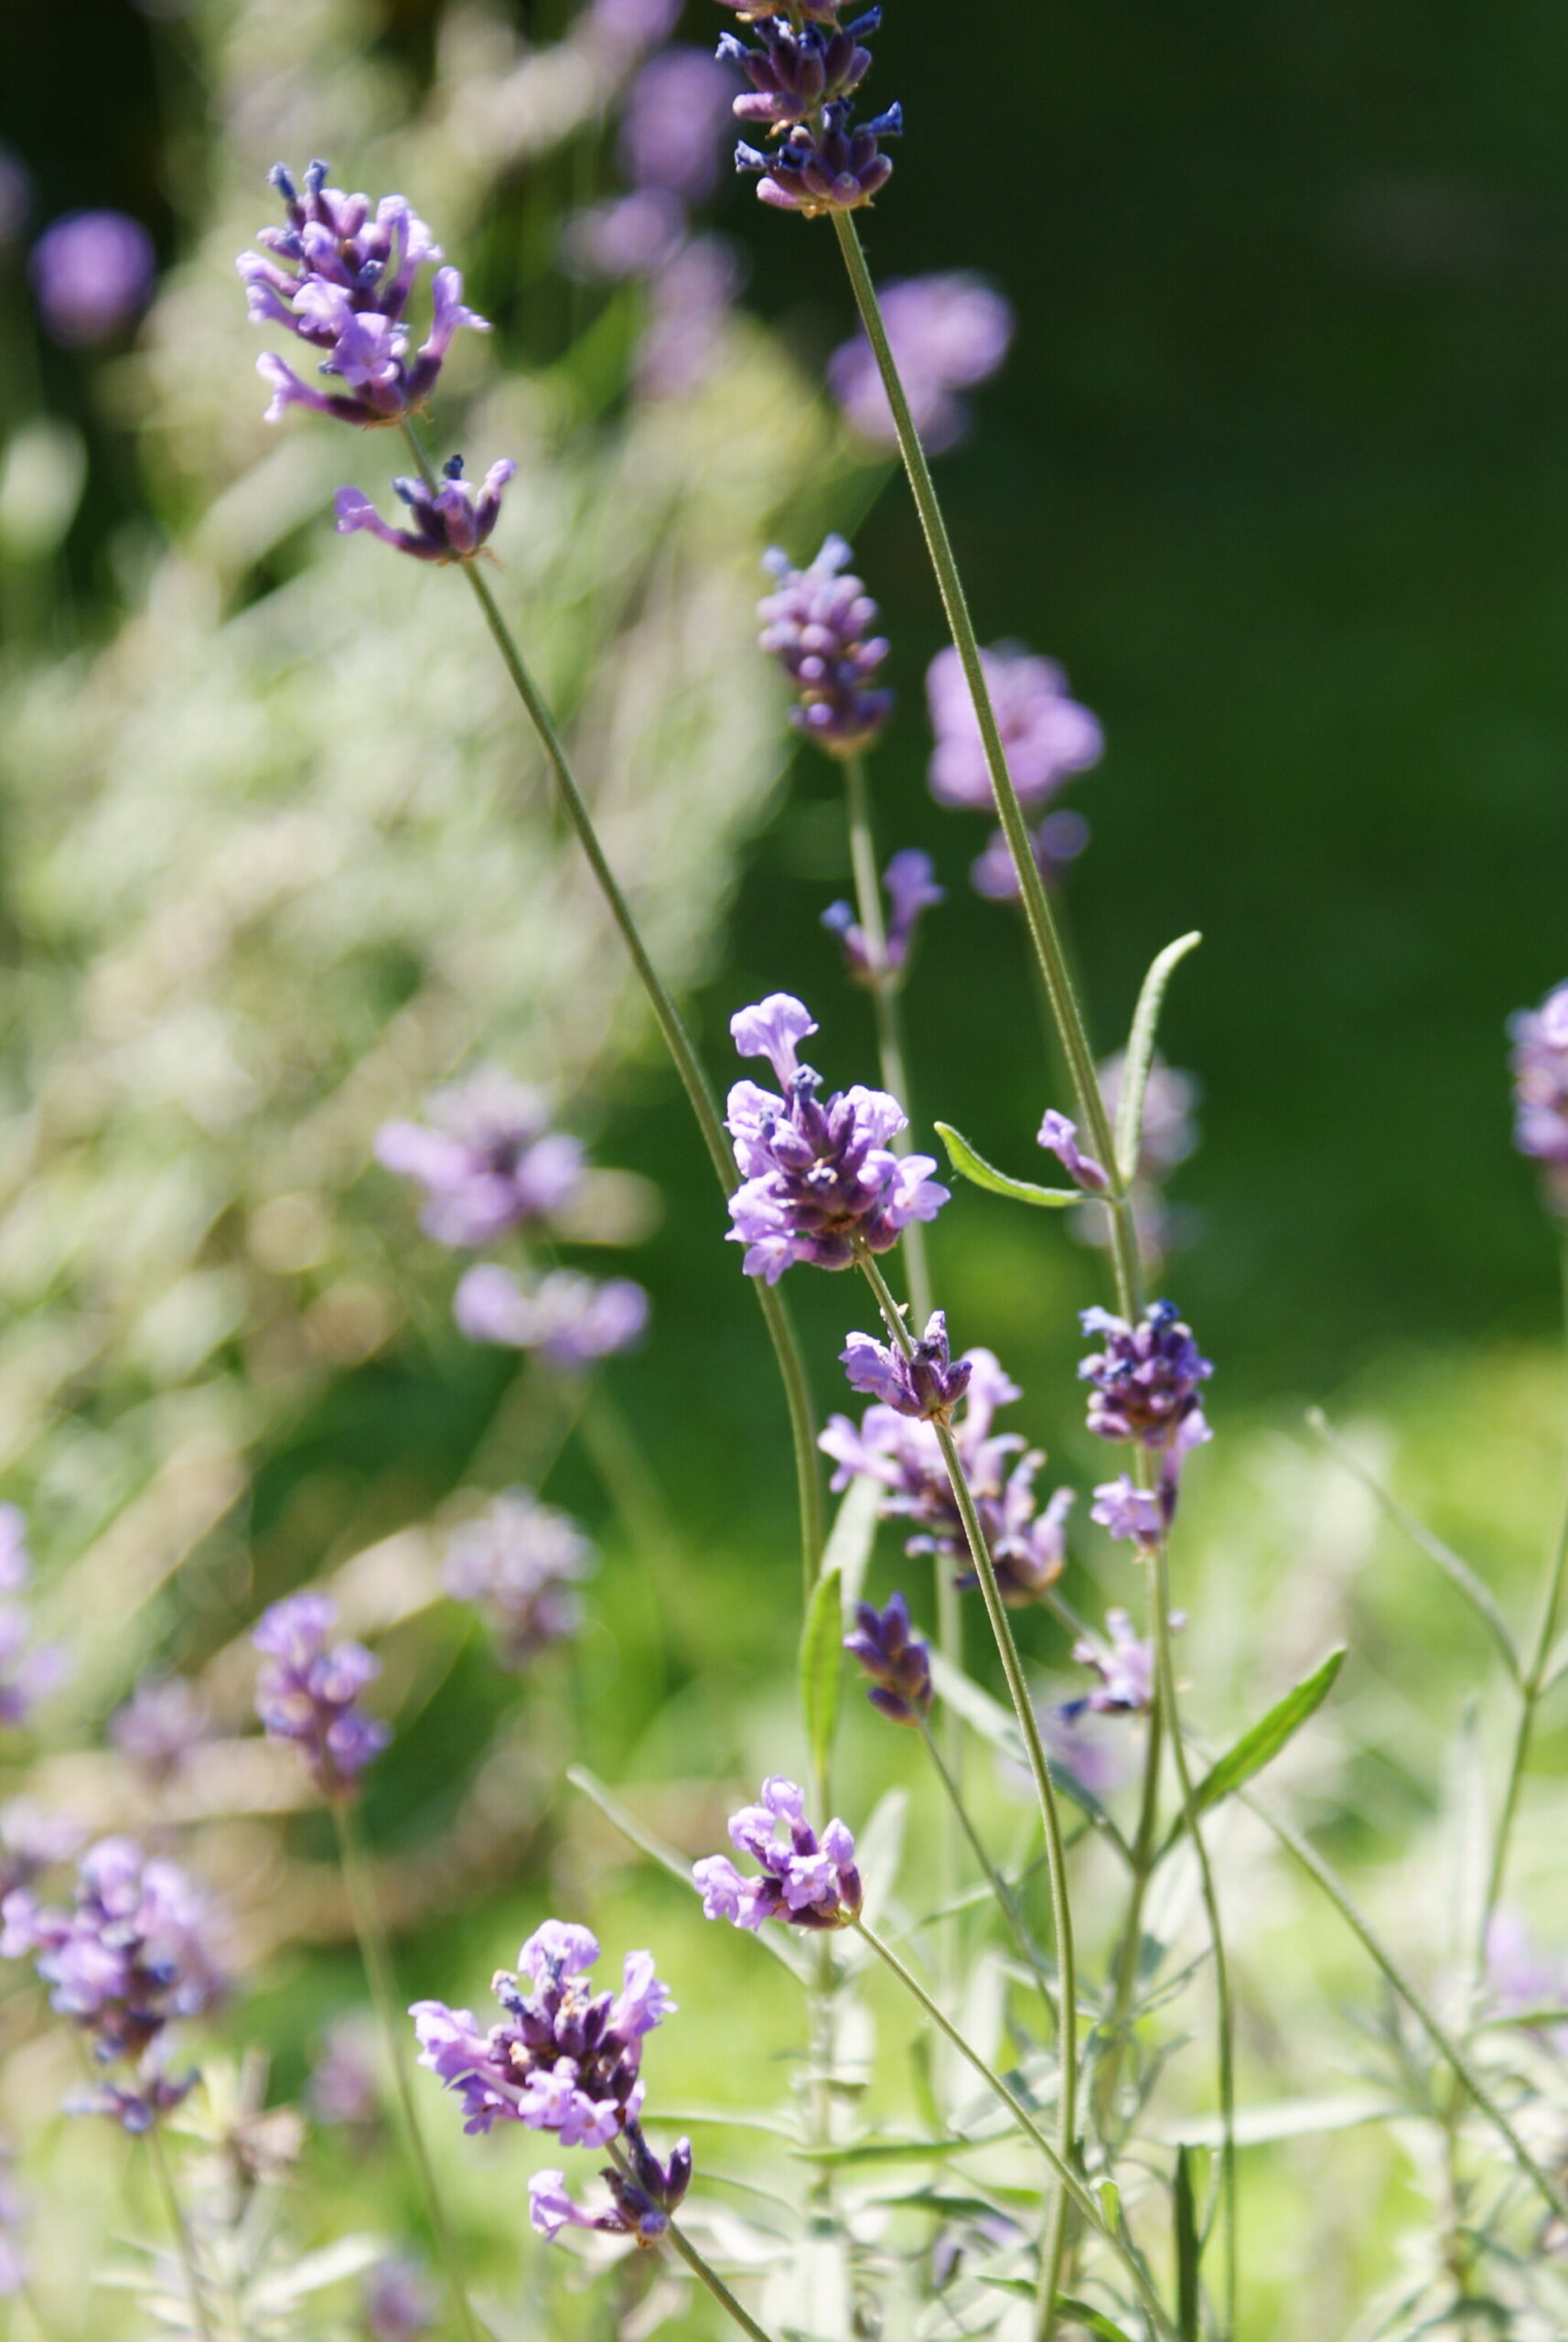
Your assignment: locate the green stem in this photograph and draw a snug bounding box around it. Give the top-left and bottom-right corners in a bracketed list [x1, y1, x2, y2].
[1093, 1701, 1165, 2138]
[145, 2125, 215, 2342]
[606, 2143, 779, 2342]
[917, 1715, 1057, 2024]
[857, 1250, 1077, 2337]
[849, 1917, 1177, 2342]
[398, 420, 823, 1599]
[331, 1804, 483, 2342]
[829, 216, 1143, 1327]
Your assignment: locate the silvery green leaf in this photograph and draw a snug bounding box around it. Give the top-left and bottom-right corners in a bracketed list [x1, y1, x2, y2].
[933, 1123, 1085, 1209]
[1113, 929, 1202, 1184]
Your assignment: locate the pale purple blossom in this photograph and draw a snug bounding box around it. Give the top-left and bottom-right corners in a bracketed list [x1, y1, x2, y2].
[563, 188, 688, 282]
[695, 1776, 862, 1931]
[927, 643, 1102, 815]
[444, 1491, 595, 1669]
[1037, 1109, 1111, 1195]
[363, 2257, 437, 2340]
[844, 1593, 932, 1726]
[375, 1069, 585, 1246]
[636, 235, 743, 397]
[725, 994, 947, 1281]
[583, 0, 682, 59]
[620, 48, 740, 201]
[823, 849, 943, 985]
[336, 456, 514, 565]
[1068, 1609, 1182, 1717]
[308, 2012, 381, 2129]
[1509, 983, 1568, 1207]
[108, 1676, 211, 1784]
[29, 209, 156, 345]
[829, 273, 1013, 455]
[1090, 1475, 1163, 1550]
[252, 1594, 389, 1801]
[971, 808, 1090, 901]
[452, 1265, 649, 1367]
[758, 535, 893, 759]
[841, 1310, 972, 1419]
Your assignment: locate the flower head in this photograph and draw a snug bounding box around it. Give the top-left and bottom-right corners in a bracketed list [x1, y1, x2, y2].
[1079, 1301, 1212, 1454]
[375, 1069, 586, 1247]
[240, 161, 487, 427]
[29, 209, 156, 346]
[695, 1777, 862, 1931]
[1510, 983, 1568, 1207]
[530, 2130, 693, 2247]
[1067, 1608, 1182, 1717]
[725, 994, 947, 1281]
[445, 1492, 595, 1669]
[736, 99, 902, 218]
[1037, 1109, 1110, 1195]
[108, 1676, 211, 1785]
[758, 535, 892, 758]
[971, 809, 1090, 902]
[841, 1310, 972, 1419]
[1089, 1475, 1164, 1550]
[720, 12, 879, 137]
[823, 849, 943, 986]
[844, 1593, 932, 1726]
[364, 2257, 438, 2341]
[829, 272, 1013, 455]
[453, 1265, 649, 1367]
[927, 644, 1102, 815]
[336, 456, 514, 565]
[252, 1594, 389, 1801]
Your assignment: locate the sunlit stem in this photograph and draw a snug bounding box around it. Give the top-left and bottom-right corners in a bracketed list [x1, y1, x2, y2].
[331, 1802, 482, 2342]
[606, 2143, 779, 2342]
[145, 2124, 216, 2342]
[397, 419, 823, 1601]
[1093, 1700, 1165, 2138]
[856, 1247, 1077, 2337]
[849, 1916, 1178, 2342]
[917, 1715, 1058, 2025]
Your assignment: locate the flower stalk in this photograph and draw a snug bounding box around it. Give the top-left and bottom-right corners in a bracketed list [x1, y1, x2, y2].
[145, 2125, 216, 2342]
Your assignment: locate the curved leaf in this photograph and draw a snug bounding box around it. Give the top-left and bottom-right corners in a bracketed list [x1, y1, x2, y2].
[800, 1563, 844, 1783]
[934, 1122, 1083, 1209]
[1155, 1649, 1344, 1864]
[1114, 930, 1202, 1184]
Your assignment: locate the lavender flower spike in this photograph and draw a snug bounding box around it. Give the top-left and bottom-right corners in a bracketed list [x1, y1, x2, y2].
[444, 1490, 595, 1669]
[841, 1310, 972, 1420]
[824, 848, 943, 985]
[725, 993, 948, 1281]
[1067, 1608, 1184, 1717]
[736, 99, 902, 219]
[1080, 1302, 1212, 1453]
[720, 13, 880, 138]
[375, 1068, 586, 1247]
[252, 1593, 389, 1800]
[531, 2131, 693, 2248]
[844, 1593, 933, 1726]
[758, 535, 892, 758]
[1037, 1109, 1111, 1195]
[694, 1776, 862, 1931]
[337, 456, 515, 565]
[927, 643, 1102, 814]
[1090, 1475, 1163, 1550]
[1509, 982, 1568, 1208]
[453, 1265, 650, 1367]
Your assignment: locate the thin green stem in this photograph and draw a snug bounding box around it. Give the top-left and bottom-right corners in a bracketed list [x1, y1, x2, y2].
[607, 2142, 779, 2342]
[849, 1918, 1178, 2342]
[145, 2125, 215, 2342]
[917, 1716, 1057, 2023]
[829, 216, 1143, 1327]
[331, 1804, 482, 2342]
[857, 1249, 1077, 2337]
[1093, 1702, 1164, 2137]
[397, 418, 823, 1597]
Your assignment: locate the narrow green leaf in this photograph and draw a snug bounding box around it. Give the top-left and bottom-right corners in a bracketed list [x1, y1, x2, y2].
[1114, 930, 1202, 1184]
[1054, 2298, 1136, 2342]
[800, 1563, 844, 1782]
[975, 2276, 1036, 2302]
[823, 1472, 883, 1623]
[1173, 2148, 1200, 2340]
[933, 1122, 1083, 1209]
[929, 1650, 1133, 1865]
[792, 2135, 973, 2166]
[1155, 1648, 1345, 1864]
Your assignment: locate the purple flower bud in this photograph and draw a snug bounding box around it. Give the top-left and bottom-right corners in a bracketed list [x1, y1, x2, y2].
[364, 2256, 438, 2341]
[337, 456, 515, 565]
[620, 48, 740, 202]
[695, 1778, 861, 1931]
[759, 535, 893, 758]
[1036, 1109, 1111, 1195]
[824, 848, 942, 986]
[841, 1311, 972, 1420]
[1079, 1301, 1212, 1455]
[971, 809, 1090, 901]
[108, 1676, 211, 1784]
[452, 1266, 650, 1368]
[444, 1491, 595, 1669]
[721, 12, 879, 137]
[635, 234, 743, 398]
[1510, 982, 1568, 1207]
[252, 1594, 389, 1801]
[375, 1069, 586, 1246]
[29, 210, 156, 346]
[1089, 1475, 1164, 1549]
[844, 1592, 932, 1726]
[736, 99, 902, 218]
[928, 645, 1102, 815]
[1068, 1608, 1182, 1716]
[530, 2128, 692, 2247]
[829, 272, 1014, 455]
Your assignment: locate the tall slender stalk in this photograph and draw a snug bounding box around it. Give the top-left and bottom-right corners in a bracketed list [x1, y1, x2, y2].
[605, 2142, 779, 2342]
[398, 419, 823, 1598]
[917, 1714, 1057, 2023]
[331, 1804, 482, 2342]
[1093, 1701, 1164, 2135]
[145, 2125, 216, 2342]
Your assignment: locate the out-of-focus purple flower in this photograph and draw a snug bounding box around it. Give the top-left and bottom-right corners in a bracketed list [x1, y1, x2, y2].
[620, 48, 740, 201]
[1097, 1052, 1201, 1182]
[971, 809, 1090, 902]
[375, 1069, 586, 1248]
[0, 150, 30, 256]
[737, 99, 902, 218]
[829, 271, 1014, 455]
[758, 535, 892, 759]
[0, 1509, 25, 1595]
[636, 234, 743, 397]
[825, 848, 943, 989]
[445, 1491, 595, 1669]
[0, 2144, 26, 2298]
[725, 994, 947, 1281]
[927, 644, 1102, 815]
[252, 1593, 389, 1801]
[336, 456, 514, 566]
[1510, 983, 1568, 1207]
[583, 0, 682, 59]
[363, 2256, 437, 2341]
[0, 1801, 82, 1903]
[695, 1776, 862, 1931]
[844, 1593, 932, 1726]
[239, 161, 486, 427]
[720, 12, 879, 136]
[563, 188, 688, 282]
[1090, 1475, 1163, 1551]
[0, 1512, 69, 1731]
[412, 1921, 674, 2144]
[841, 1311, 972, 1420]
[1485, 1913, 1568, 2050]
[1, 1838, 223, 2126]
[108, 1676, 211, 1784]
[822, 1349, 1073, 1606]
[1079, 1302, 1212, 1455]
[28, 209, 156, 346]
[1067, 1608, 1183, 1717]
[1036, 1109, 1111, 1196]
[452, 1265, 650, 1368]
[531, 2130, 693, 2248]
[308, 2011, 381, 2129]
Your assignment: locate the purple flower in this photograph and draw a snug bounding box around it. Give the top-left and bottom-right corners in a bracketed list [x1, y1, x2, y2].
[1036, 1109, 1111, 1196]
[444, 1491, 595, 1669]
[0, 1509, 29, 1596]
[336, 456, 514, 566]
[583, 0, 682, 59]
[1089, 1475, 1163, 1550]
[0, 1514, 69, 1731]
[725, 994, 947, 1281]
[736, 99, 902, 218]
[829, 272, 1014, 455]
[563, 188, 689, 283]
[719, 12, 879, 136]
[411, 1922, 674, 2144]
[822, 1349, 1074, 1606]
[452, 1265, 650, 1367]
[758, 535, 893, 759]
[1079, 1301, 1212, 1455]
[824, 848, 943, 985]
[620, 48, 740, 202]
[971, 809, 1090, 902]
[108, 1676, 211, 1784]
[695, 1776, 862, 1931]
[530, 2131, 693, 2247]
[1097, 1052, 1201, 1182]
[1067, 1608, 1182, 1717]
[308, 2012, 381, 2129]
[1485, 1913, 1568, 2049]
[927, 644, 1102, 815]
[1510, 983, 1568, 1205]
[841, 1310, 972, 1420]
[28, 209, 156, 346]
[239, 161, 486, 428]
[252, 1594, 389, 1801]
[364, 2257, 437, 2341]
[375, 1069, 586, 1247]
[843, 1593, 932, 1726]
[636, 234, 743, 397]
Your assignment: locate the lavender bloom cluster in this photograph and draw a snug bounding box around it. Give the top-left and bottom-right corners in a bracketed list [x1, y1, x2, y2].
[829, 272, 1015, 455]
[927, 643, 1102, 901]
[363, 2257, 437, 2341]
[454, 1265, 650, 1369]
[725, 994, 947, 1281]
[842, 1308, 971, 1420]
[0, 1507, 67, 1732]
[725, 0, 900, 215]
[252, 1594, 389, 1801]
[1066, 1608, 1184, 1719]
[1509, 982, 1568, 1208]
[108, 1674, 212, 1786]
[337, 456, 516, 567]
[824, 849, 943, 988]
[823, 1347, 1074, 1605]
[844, 1593, 932, 1726]
[239, 161, 487, 427]
[376, 1070, 587, 1247]
[758, 534, 893, 758]
[1, 1838, 223, 2131]
[444, 1491, 595, 1669]
[29, 209, 156, 346]
[1081, 1300, 1213, 1547]
[695, 1776, 862, 1930]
